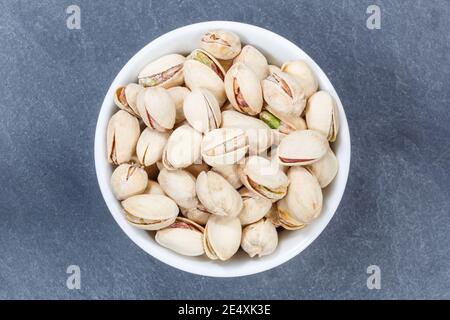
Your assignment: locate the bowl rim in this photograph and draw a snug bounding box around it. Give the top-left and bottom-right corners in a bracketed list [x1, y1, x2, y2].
[95, 20, 351, 277]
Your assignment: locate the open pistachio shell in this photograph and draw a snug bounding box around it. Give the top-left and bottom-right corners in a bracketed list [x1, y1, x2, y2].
[225, 63, 263, 116]
[307, 147, 338, 188]
[114, 83, 144, 117]
[111, 163, 148, 200]
[233, 45, 269, 81]
[136, 128, 170, 167]
[265, 204, 281, 228]
[138, 54, 185, 88]
[157, 168, 198, 209]
[143, 180, 165, 195]
[196, 171, 243, 218]
[200, 30, 241, 60]
[212, 164, 243, 189]
[155, 217, 205, 256]
[305, 91, 339, 142]
[238, 188, 273, 226]
[203, 215, 242, 261]
[181, 204, 211, 226]
[259, 108, 307, 144]
[183, 88, 221, 133]
[137, 87, 176, 132]
[122, 194, 179, 231]
[241, 218, 278, 258]
[167, 86, 190, 124]
[281, 60, 318, 98]
[277, 130, 328, 166]
[107, 110, 140, 165]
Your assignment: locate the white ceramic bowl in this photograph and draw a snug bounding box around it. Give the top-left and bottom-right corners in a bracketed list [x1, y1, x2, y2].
[95, 21, 351, 277]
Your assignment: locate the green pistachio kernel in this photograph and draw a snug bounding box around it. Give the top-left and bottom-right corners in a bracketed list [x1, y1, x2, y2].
[259, 111, 281, 129]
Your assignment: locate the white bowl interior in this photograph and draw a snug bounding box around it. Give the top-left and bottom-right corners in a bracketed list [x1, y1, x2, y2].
[95, 21, 351, 277]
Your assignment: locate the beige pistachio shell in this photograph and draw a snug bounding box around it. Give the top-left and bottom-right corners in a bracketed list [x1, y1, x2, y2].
[238, 188, 272, 225]
[221, 110, 273, 155]
[203, 216, 242, 261]
[196, 171, 243, 218]
[183, 88, 221, 133]
[181, 204, 211, 226]
[201, 128, 249, 167]
[157, 168, 198, 209]
[241, 218, 278, 258]
[277, 130, 328, 166]
[155, 217, 205, 256]
[138, 54, 185, 88]
[107, 110, 140, 165]
[239, 156, 289, 201]
[265, 204, 281, 228]
[277, 166, 323, 229]
[307, 147, 338, 188]
[200, 30, 241, 60]
[137, 87, 176, 132]
[305, 91, 339, 142]
[185, 162, 210, 178]
[122, 194, 179, 230]
[225, 63, 263, 116]
[114, 83, 144, 117]
[167, 86, 190, 124]
[136, 128, 170, 167]
[143, 180, 165, 195]
[111, 163, 148, 200]
[184, 49, 226, 105]
[212, 164, 243, 189]
[281, 60, 318, 98]
[233, 45, 269, 81]
[162, 124, 203, 170]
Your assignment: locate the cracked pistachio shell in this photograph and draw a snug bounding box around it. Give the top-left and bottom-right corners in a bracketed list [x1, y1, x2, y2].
[203, 216, 242, 261]
[162, 124, 203, 170]
[184, 49, 226, 105]
[167, 86, 190, 124]
[281, 60, 318, 98]
[262, 68, 306, 118]
[107, 110, 140, 165]
[155, 217, 205, 257]
[307, 147, 338, 188]
[277, 130, 328, 166]
[277, 166, 323, 229]
[212, 164, 243, 189]
[225, 63, 263, 116]
[200, 30, 241, 60]
[201, 128, 249, 167]
[239, 156, 289, 201]
[136, 128, 170, 167]
[265, 204, 281, 228]
[114, 83, 144, 117]
[221, 110, 273, 155]
[183, 88, 222, 133]
[122, 194, 179, 231]
[181, 204, 211, 226]
[233, 45, 269, 81]
[143, 180, 165, 195]
[111, 163, 148, 200]
[138, 54, 185, 88]
[305, 91, 339, 142]
[196, 171, 243, 218]
[259, 108, 307, 144]
[157, 168, 198, 209]
[241, 218, 278, 258]
[137, 87, 176, 132]
[238, 188, 272, 226]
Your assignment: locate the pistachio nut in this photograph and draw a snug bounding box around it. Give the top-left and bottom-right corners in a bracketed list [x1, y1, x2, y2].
[281, 60, 318, 98]
[155, 217, 205, 256]
[111, 163, 148, 200]
[265, 204, 281, 228]
[196, 171, 243, 218]
[136, 128, 170, 167]
[305, 91, 339, 142]
[181, 204, 211, 226]
[167, 86, 190, 124]
[307, 147, 338, 188]
[122, 194, 179, 231]
[184, 49, 226, 105]
[136, 87, 176, 132]
[200, 30, 241, 60]
[238, 187, 272, 226]
[233, 45, 269, 81]
[107, 110, 140, 165]
[203, 215, 242, 261]
[241, 218, 278, 258]
[138, 54, 185, 88]
[277, 130, 328, 166]
[162, 124, 202, 170]
[259, 109, 307, 143]
[239, 156, 289, 201]
[183, 88, 221, 133]
[114, 83, 144, 117]
[143, 180, 165, 195]
[211, 164, 243, 189]
[221, 110, 273, 155]
[201, 128, 249, 167]
[225, 63, 263, 116]
[157, 168, 198, 209]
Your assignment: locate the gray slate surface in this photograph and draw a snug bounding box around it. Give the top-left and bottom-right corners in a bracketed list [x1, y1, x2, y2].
[0, 0, 449, 299]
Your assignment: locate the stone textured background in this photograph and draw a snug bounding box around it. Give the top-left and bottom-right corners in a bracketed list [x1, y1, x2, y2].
[0, 0, 448, 299]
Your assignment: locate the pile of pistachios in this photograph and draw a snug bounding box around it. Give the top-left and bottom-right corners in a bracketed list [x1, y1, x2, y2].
[106, 29, 339, 261]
